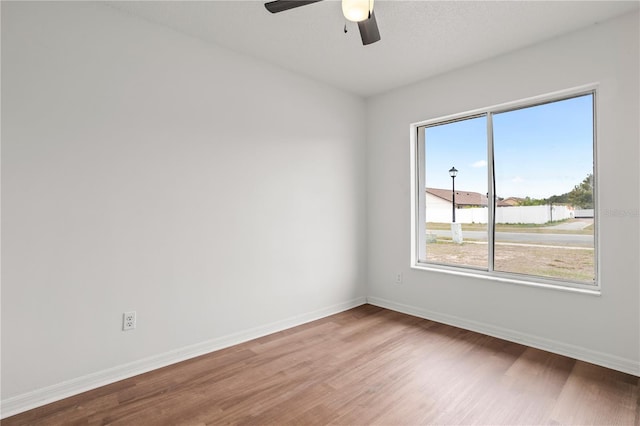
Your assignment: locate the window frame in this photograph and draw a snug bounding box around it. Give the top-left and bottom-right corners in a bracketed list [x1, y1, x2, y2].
[410, 84, 600, 294]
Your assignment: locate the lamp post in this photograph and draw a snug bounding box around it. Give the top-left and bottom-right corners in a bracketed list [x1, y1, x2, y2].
[449, 166, 458, 223]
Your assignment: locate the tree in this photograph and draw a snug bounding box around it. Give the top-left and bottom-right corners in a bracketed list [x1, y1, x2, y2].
[567, 174, 593, 209]
[547, 193, 569, 204]
[518, 196, 546, 206]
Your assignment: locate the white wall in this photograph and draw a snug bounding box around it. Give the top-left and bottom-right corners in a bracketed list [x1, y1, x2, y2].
[367, 12, 639, 374]
[1, 1, 366, 409]
[425, 192, 453, 222]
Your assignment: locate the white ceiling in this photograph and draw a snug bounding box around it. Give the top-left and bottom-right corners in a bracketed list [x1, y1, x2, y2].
[108, 0, 639, 97]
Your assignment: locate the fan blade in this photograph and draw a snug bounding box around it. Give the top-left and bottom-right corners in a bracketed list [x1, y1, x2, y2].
[265, 0, 323, 14]
[358, 11, 381, 45]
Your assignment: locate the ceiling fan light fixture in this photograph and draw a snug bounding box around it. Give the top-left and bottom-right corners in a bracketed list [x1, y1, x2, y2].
[342, 0, 373, 22]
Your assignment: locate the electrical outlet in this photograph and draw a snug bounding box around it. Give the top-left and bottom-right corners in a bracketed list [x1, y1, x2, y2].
[395, 272, 403, 284]
[123, 311, 136, 331]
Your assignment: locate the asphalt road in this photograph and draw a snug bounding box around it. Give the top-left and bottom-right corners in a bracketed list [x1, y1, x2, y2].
[428, 230, 593, 247]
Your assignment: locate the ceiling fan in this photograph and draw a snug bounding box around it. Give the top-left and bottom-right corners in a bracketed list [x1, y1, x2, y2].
[264, 0, 381, 46]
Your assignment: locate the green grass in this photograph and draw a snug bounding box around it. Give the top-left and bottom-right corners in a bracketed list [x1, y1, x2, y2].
[426, 219, 594, 235]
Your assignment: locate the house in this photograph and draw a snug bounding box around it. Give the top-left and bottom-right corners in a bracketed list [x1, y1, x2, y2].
[426, 187, 488, 209]
[2, 1, 638, 421]
[499, 196, 525, 207]
[425, 188, 488, 223]
[426, 189, 523, 209]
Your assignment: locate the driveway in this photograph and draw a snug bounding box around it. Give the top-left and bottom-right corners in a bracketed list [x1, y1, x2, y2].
[541, 218, 593, 231]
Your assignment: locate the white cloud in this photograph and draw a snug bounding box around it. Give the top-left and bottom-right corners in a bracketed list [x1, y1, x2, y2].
[512, 176, 524, 183]
[472, 160, 487, 168]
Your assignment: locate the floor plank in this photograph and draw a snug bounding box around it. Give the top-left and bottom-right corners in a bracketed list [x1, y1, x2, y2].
[3, 305, 638, 425]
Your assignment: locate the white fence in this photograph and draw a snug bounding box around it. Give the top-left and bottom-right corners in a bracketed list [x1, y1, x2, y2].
[427, 204, 574, 224]
[574, 209, 594, 218]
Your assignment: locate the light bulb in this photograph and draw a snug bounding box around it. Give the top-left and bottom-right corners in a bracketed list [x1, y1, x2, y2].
[342, 0, 373, 23]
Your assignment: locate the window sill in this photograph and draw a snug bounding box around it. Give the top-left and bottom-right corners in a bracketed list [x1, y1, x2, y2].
[411, 263, 601, 296]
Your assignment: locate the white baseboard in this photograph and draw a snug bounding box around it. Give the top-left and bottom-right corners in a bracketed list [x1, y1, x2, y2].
[367, 296, 639, 377]
[1, 297, 367, 419]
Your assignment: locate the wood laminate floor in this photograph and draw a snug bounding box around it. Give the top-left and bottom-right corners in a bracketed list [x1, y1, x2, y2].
[3, 305, 639, 425]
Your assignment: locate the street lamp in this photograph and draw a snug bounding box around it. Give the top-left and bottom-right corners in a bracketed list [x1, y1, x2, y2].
[449, 167, 458, 223]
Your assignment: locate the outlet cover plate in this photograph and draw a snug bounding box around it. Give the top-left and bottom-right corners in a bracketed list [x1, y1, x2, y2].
[123, 311, 136, 331]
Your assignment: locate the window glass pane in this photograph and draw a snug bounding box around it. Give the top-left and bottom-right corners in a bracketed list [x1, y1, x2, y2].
[492, 94, 595, 283]
[423, 115, 488, 269]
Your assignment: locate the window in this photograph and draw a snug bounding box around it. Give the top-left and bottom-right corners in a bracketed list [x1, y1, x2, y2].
[411, 88, 596, 290]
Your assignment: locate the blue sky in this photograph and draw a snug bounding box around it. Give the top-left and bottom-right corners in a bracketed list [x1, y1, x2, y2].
[424, 94, 593, 199]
